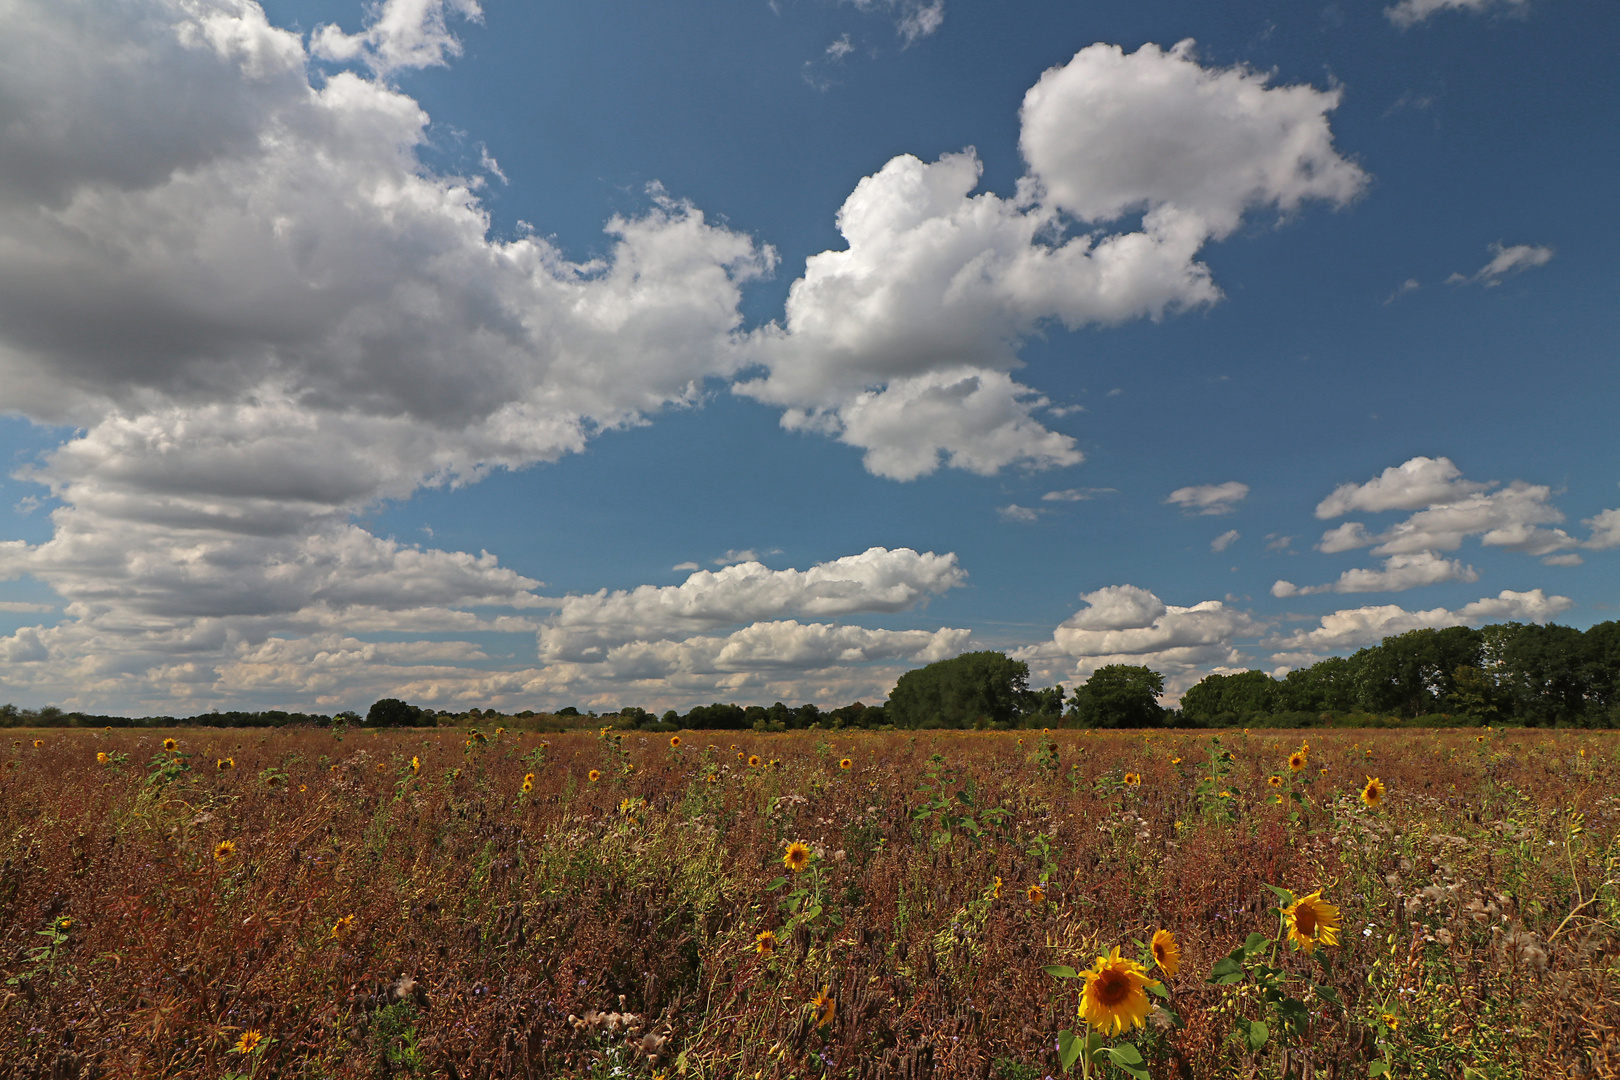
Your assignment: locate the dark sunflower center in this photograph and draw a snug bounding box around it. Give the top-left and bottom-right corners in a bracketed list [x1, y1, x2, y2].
[1153, 943, 1167, 963]
[1295, 906, 1318, 936]
[1096, 970, 1132, 1006]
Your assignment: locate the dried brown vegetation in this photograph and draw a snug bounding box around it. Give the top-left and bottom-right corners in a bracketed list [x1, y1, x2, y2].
[1, 726, 1617, 1079]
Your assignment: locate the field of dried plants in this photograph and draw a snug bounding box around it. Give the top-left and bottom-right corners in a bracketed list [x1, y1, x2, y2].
[1, 724, 1616, 1080]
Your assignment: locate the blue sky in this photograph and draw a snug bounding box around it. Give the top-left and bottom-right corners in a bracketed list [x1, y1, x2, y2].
[0, 0, 1615, 714]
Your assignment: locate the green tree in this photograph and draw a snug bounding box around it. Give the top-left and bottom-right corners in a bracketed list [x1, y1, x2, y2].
[366, 698, 431, 728]
[1066, 665, 1165, 729]
[885, 651, 1031, 729]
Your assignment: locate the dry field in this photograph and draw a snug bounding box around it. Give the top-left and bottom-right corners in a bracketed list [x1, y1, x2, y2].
[1, 725, 1617, 1080]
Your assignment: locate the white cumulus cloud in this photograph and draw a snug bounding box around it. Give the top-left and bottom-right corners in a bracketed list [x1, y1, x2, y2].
[1447, 241, 1554, 286]
[1167, 482, 1250, 515]
[1266, 588, 1572, 664]
[1211, 530, 1240, 552]
[1386, 0, 1531, 29]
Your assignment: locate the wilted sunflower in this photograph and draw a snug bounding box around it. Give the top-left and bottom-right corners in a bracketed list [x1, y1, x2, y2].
[1361, 775, 1386, 808]
[1027, 884, 1045, 904]
[1150, 929, 1180, 978]
[1288, 750, 1308, 772]
[991, 876, 1003, 900]
[587, 769, 601, 783]
[96, 751, 109, 765]
[1078, 947, 1161, 1035]
[783, 841, 811, 873]
[522, 773, 535, 793]
[163, 738, 178, 752]
[330, 915, 356, 942]
[755, 930, 778, 956]
[809, 985, 836, 1028]
[1267, 775, 1283, 788]
[1122, 772, 1141, 786]
[233, 1030, 263, 1055]
[838, 758, 853, 770]
[213, 840, 236, 863]
[1283, 889, 1341, 954]
[748, 754, 761, 768]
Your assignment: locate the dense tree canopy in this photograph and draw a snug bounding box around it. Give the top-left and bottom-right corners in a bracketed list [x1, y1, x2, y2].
[1066, 664, 1165, 729]
[885, 651, 1032, 729]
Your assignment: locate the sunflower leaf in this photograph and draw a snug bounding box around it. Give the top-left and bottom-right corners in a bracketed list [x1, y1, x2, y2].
[1264, 884, 1295, 906]
[1247, 1020, 1270, 1051]
[1243, 932, 1271, 954]
[1208, 957, 1244, 984]
[1043, 965, 1080, 979]
[764, 876, 787, 892]
[1369, 1062, 1390, 1077]
[1104, 1044, 1150, 1079]
[1056, 1029, 1082, 1073]
[1148, 980, 1169, 999]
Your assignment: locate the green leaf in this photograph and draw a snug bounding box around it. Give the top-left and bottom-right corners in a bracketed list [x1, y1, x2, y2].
[1043, 965, 1080, 979]
[1460, 1070, 1485, 1080]
[1243, 932, 1271, 953]
[1103, 1045, 1149, 1080]
[803, 904, 822, 920]
[1317, 984, 1342, 1005]
[1147, 980, 1169, 999]
[1369, 1062, 1390, 1077]
[1056, 1029, 1083, 1074]
[1208, 956, 1244, 984]
[764, 876, 787, 892]
[1247, 1020, 1270, 1052]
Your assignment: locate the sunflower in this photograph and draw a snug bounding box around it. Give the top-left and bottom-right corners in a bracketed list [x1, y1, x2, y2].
[410, 756, 420, 774]
[1027, 884, 1046, 904]
[1382, 1013, 1399, 1031]
[588, 769, 601, 783]
[217, 757, 234, 771]
[1283, 889, 1341, 954]
[748, 754, 761, 768]
[1122, 772, 1141, 786]
[1151, 929, 1180, 978]
[839, 758, 853, 770]
[213, 840, 236, 863]
[991, 876, 1003, 900]
[705, 773, 717, 784]
[783, 841, 811, 873]
[1319, 767, 1328, 776]
[1361, 776, 1386, 808]
[96, 751, 109, 765]
[331, 914, 356, 941]
[669, 735, 682, 748]
[809, 985, 836, 1028]
[1267, 775, 1283, 788]
[376, 762, 386, 773]
[1476, 734, 1486, 743]
[33, 739, 43, 749]
[1170, 756, 1182, 765]
[737, 752, 746, 761]
[521, 773, 534, 793]
[1288, 751, 1307, 772]
[495, 727, 506, 736]
[1078, 947, 1161, 1035]
[755, 929, 778, 956]
[233, 1030, 263, 1055]
[163, 738, 178, 752]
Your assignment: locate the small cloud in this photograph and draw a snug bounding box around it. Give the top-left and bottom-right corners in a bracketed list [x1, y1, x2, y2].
[1211, 529, 1240, 552]
[0, 601, 55, 613]
[1042, 487, 1115, 502]
[1166, 481, 1249, 516]
[13, 496, 39, 515]
[1451, 242, 1554, 287]
[1107, 388, 1124, 397]
[672, 562, 701, 573]
[826, 34, 855, 59]
[1386, 0, 1530, 30]
[714, 548, 781, 566]
[1044, 403, 1085, 417]
[998, 504, 1040, 523]
[1265, 534, 1295, 551]
[478, 144, 508, 185]
[420, 525, 434, 538]
[1384, 278, 1420, 304]
[1542, 553, 1583, 567]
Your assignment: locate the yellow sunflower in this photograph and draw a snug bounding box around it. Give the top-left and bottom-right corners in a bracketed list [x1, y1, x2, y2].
[783, 841, 811, 873]
[991, 876, 1003, 899]
[748, 754, 761, 767]
[1382, 1013, 1399, 1030]
[1122, 772, 1141, 786]
[410, 756, 420, 774]
[213, 839, 236, 862]
[1151, 928, 1180, 978]
[809, 985, 836, 1028]
[1288, 750, 1308, 772]
[233, 1030, 263, 1055]
[1078, 947, 1161, 1035]
[838, 758, 853, 770]
[706, 773, 717, 784]
[1267, 775, 1283, 788]
[1361, 775, 1386, 808]
[217, 757, 234, 771]
[521, 773, 534, 793]
[755, 930, 777, 956]
[33, 739, 43, 749]
[1283, 889, 1341, 953]
[737, 751, 745, 761]
[669, 735, 681, 748]
[587, 769, 601, 783]
[163, 738, 178, 752]
[1027, 884, 1046, 904]
[96, 751, 109, 765]
[331, 914, 356, 941]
